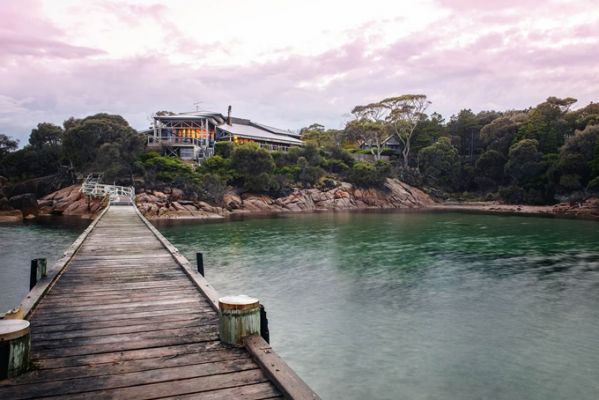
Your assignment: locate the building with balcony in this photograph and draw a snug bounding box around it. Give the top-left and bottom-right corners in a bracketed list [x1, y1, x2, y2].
[145, 106, 302, 163]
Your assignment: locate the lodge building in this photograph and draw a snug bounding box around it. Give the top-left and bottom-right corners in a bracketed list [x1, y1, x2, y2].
[145, 106, 302, 163]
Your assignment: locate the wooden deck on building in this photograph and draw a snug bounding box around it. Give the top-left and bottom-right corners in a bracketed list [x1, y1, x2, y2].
[0, 205, 293, 399]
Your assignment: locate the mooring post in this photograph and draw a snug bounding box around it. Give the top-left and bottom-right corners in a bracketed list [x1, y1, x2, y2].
[196, 252, 204, 277]
[219, 295, 260, 347]
[0, 319, 31, 379]
[29, 258, 47, 290]
[260, 304, 270, 343]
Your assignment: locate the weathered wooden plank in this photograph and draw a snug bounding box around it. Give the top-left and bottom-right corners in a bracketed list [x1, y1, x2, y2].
[32, 317, 218, 341]
[32, 298, 206, 318]
[159, 382, 282, 400]
[34, 324, 217, 350]
[30, 311, 207, 333]
[31, 307, 215, 326]
[32, 330, 219, 358]
[134, 207, 221, 312]
[34, 341, 226, 369]
[32, 369, 268, 400]
[41, 289, 200, 303]
[40, 292, 202, 308]
[0, 359, 259, 399]
[3, 349, 248, 386]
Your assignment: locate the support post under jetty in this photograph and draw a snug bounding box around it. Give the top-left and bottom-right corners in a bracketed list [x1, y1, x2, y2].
[0, 203, 320, 400]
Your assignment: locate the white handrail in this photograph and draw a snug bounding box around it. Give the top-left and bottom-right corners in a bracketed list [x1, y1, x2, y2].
[80, 175, 135, 203]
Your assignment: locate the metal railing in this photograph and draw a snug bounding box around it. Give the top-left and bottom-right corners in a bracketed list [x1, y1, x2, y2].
[80, 174, 135, 204]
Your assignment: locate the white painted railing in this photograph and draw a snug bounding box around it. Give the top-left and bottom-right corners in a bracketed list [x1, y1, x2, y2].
[80, 174, 135, 204]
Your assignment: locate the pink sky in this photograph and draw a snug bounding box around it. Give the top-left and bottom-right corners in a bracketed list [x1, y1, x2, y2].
[1, 0, 598, 143]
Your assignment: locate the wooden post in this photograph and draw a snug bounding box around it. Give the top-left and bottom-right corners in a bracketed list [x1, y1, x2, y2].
[219, 295, 260, 347]
[196, 252, 204, 277]
[0, 320, 31, 379]
[29, 258, 47, 290]
[260, 304, 270, 343]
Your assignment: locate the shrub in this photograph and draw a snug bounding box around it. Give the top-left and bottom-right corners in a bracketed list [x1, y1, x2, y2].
[139, 152, 194, 184]
[297, 157, 324, 186]
[214, 141, 234, 158]
[324, 146, 355, 167]
[321, 159, 349, 174]
[199, 155, 235, 181]
[348, 160, 391, 188]
[197, 173, 227, 204]
[499, 185, 525, 204]
[587, 176, 599, 195]
[230, 143, 275, 193]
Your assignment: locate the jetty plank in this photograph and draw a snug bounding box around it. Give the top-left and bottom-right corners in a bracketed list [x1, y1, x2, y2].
[0, 205, 304, 399]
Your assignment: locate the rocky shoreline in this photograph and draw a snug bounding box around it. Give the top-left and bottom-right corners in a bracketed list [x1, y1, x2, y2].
[135, 178, 435, 220]
[1, 178, 598, 223]
[431, 197, 599, 220]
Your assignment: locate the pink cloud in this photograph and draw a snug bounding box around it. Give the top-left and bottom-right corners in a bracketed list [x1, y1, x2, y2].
[0, 0, 598, 144]
[0, 0, 102, 61]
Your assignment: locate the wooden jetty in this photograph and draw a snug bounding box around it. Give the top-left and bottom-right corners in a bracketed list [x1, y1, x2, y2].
[0, 204, 318, 399]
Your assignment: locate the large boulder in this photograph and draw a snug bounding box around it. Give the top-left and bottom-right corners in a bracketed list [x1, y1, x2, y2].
[170, 188, 185, 201]
[0, 210, 22, 223]
[223, 193, 242, 210]
[9, 193, 38, 216]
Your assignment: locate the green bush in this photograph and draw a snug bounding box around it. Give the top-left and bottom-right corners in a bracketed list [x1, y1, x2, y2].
[214, 141, 234, 158]
[197, 173, 227, 204]
[297, 157, 324, 186]
[324, 146, 355, 167]
[230, 143, 275, 193]
[321, 159, 349, 174]
[139, 152, 194, 183]
[587, 176, 599, 194]
[348, 160, 391, 188]
[198, 155, 235, 181]
[499, 185, 525, 204]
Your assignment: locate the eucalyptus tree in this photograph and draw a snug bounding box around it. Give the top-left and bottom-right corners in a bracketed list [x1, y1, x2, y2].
[0, 134, 18, 159]
[380, 94, 431, 168]
[347, 103, 388, 160]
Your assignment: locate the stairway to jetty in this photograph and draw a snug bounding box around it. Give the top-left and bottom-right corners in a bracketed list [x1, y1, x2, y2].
[0, 204, 318, 399]
[80, 173, 135, 204]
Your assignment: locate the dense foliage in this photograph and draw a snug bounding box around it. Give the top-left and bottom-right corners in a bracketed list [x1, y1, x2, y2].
[1, 95, 598, 205]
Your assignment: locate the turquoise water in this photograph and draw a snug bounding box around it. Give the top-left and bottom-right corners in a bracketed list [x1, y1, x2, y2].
[0, 218, 87, 310]
[1, 212, 599, 399]
[156, 212, 599, 400]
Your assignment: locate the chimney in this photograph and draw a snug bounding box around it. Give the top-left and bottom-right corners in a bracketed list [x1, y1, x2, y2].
[227, 105, 232, 125]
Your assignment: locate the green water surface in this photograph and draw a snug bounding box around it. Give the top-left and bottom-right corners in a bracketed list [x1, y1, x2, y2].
[156, 211, 599, 400]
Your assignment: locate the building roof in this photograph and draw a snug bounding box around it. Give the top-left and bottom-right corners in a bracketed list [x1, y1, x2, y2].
[152, 110, 302, 146]
[218, 122, 303, 145]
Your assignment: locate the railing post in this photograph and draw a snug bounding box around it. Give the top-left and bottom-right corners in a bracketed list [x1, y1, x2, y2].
[196, 252, 204, 276]
[219, 295, 260, 347]
[260, 304, 270, 343]
[29, 258, 47, 290]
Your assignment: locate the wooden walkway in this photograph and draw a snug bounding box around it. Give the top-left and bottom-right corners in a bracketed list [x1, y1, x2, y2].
[0, 205, 317, 399]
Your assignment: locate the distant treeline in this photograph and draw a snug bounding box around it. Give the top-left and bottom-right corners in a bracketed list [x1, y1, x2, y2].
[0, 95, 598, 205]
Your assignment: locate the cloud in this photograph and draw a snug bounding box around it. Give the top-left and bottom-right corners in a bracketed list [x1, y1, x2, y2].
[0, 0, 102, 61]
[0, 0, 598, 144]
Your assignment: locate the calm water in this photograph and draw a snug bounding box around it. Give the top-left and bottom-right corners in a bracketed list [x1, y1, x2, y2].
[156, 212, 599, 400]
[0, 218, 87, 310]
[1, 212, 599, 399]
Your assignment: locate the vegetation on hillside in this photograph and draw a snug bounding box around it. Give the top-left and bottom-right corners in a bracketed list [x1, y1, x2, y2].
[1, 95, 598, 205]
